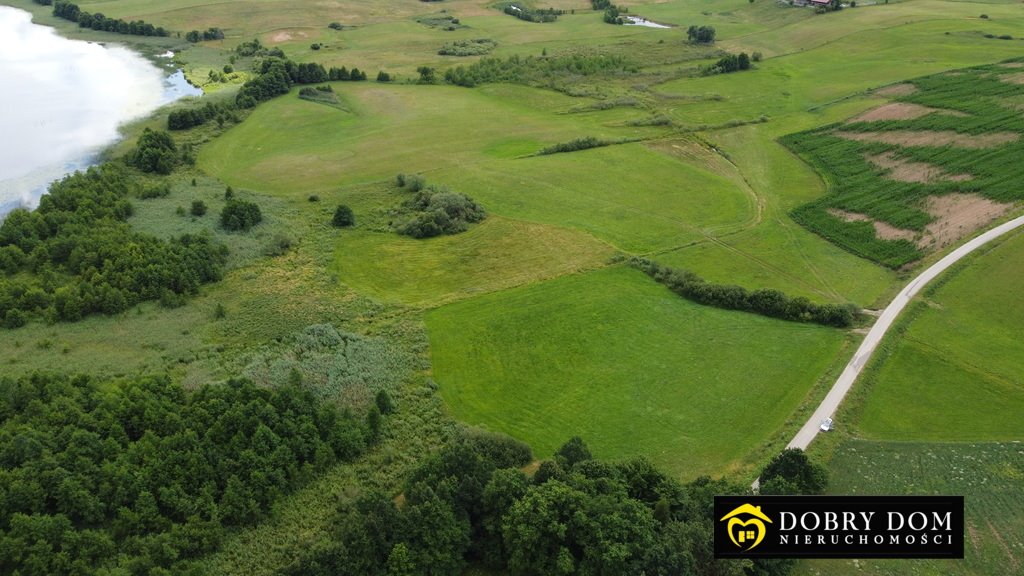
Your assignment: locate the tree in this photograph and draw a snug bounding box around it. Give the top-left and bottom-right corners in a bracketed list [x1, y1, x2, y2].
[760, 448, 828, 494]
[129, 128, 178, 174]
[417, 66, 437, 84]
[332, 204, 355, 227]
[554, 436, 592, 469]
[190, 200, 207, 216]
[687, 25, 716, 44]
[375, 390, 396, 414]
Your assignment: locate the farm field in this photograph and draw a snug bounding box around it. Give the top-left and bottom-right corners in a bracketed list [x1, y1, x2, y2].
[851, 230, 1024, 441]
[426, 265, 848, 478]
[799, 440, 1024, 576]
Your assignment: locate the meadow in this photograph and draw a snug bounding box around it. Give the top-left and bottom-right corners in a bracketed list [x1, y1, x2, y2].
[426, 265, 849, 478]
[799, 439, 1024, 576]
[851, 229, 1024, 441]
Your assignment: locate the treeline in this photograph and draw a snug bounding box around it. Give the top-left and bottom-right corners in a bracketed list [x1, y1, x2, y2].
[392, 175, 487, 238]
[235, 57, 368, 109]
[38, 0, 169, 37]
[287, 433, 814, 575]
[0, 373, 377, 574]
[186, 27, 225, 42]
[628, 257, 857, 327]
[537, 136, 616, 155]
[503, 3, 564, 23]
[0, 163, 225, 327]
[444, 52, 634, 88]
[168, 101, 238, 130]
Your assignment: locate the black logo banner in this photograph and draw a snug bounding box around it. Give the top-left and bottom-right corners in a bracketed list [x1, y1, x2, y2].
[714, 495, 964, 559]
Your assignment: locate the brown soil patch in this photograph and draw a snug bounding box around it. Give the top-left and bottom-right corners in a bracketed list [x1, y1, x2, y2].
[865, 152, 973, 183]
[270, 31, 293, 42]
[998, 72, 1024, 85]
[849, 103, 967, 123]
[834, 130, 1019, 149]
[873, 83, 918, 97]
[919, 193, 1014, 249]
[999, 62, 1024, 69]
[828, 209, 918, 242]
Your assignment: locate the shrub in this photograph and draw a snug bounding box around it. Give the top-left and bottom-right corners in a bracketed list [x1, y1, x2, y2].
[190, 200, 208, 216]
[128, 128, 178, 174]
[394, 186, 486, 238]
[328, 21, 343, 30]
[332, 204, 355, 227]
[220, 199, 263, 231]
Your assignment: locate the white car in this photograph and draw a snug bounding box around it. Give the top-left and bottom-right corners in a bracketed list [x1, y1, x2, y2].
[820, 418, 834, 432]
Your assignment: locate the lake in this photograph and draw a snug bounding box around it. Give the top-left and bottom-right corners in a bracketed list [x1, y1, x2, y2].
[0, 6, 201, 215]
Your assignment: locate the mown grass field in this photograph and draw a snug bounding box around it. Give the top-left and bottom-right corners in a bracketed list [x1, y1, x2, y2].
[426, 265, 848, 478]
[853, 230, 1024, 441]
[799, 439, 1024, 576]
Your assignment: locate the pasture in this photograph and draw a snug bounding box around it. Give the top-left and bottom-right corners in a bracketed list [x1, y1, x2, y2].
[426, 265, 848, 478]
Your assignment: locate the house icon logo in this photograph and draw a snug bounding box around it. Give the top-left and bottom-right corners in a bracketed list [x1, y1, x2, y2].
[720, 503, 773, 551]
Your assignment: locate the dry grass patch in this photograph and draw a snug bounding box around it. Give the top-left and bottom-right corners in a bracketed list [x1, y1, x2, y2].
[920, 193, 1014, 249]
[834, 130, 1019, 149]
[865, 152, 973, 184]
[997, 72, 1024, 85]
[998, 62, 1024, 69]
[849, 102, 966, 123]
[873, 83, 918, 97]
[827, 208, 917, 242]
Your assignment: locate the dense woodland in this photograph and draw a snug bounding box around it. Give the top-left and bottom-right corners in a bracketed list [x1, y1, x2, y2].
[0, 373, 376, 574]
[285, 433, 819, 575]
[0, 163, 226, 328]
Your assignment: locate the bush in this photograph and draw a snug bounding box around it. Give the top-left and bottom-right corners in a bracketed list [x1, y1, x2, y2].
[328, 21, 343, 30]
[332, 204, 355, 227]
[128, 128, 178, 174]
[220, 200, 263, 231]
[190, 200, 208, 216]
[394, 186, 487, 238]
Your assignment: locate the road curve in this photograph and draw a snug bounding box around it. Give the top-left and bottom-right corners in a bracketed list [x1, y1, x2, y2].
[787, 214, 1024, 451]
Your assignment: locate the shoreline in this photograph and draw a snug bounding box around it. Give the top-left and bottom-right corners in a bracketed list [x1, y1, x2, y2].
[0, 2, 201, 215]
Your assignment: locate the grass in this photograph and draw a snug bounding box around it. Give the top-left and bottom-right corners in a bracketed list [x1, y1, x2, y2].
[426, 265, 848, 479]
[853, 229, 1024, 441]
[332, 216, 614, 307]
[798, 439, 1024, 576]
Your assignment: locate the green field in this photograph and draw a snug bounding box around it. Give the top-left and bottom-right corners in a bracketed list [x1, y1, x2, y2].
[852, 230, 1024, 440]
[7, 0, 1024, 571]
[426, 265, 848, 478]
[800, 440, 1024, 576]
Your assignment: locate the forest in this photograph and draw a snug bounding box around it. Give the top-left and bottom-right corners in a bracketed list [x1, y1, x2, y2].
[0, 163, 226, 328]
[0, 373, 376, 574]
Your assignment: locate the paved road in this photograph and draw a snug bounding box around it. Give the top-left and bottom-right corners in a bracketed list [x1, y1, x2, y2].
[787, 214, 1024, 451]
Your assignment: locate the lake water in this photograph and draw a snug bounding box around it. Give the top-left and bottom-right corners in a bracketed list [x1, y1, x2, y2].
[0, 6, 201, 215]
